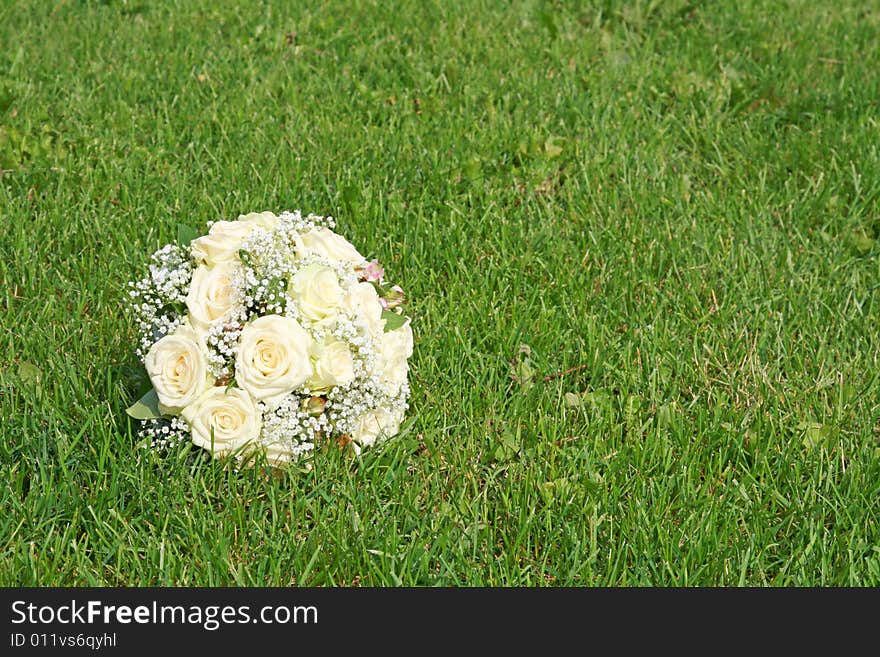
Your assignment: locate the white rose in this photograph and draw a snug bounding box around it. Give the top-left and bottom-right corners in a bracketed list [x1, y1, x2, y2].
[144, 322, 214, 414]
[191, 220, 256, 265]
[186, 263, 240, 331]
[288, 263, 343, 326]
[344, 281, 383, 338]
[258, 442, 294, 465]
[308, 337, 355, 391]
[238, 211, 278, 230]
[351, 406, 404, 448]
[378, 320, 413, 395]
[235, 314, 313, 406]
[182, 386, 261, 457]
[300, 227, 366, 265]
[249, 440, 313, 466]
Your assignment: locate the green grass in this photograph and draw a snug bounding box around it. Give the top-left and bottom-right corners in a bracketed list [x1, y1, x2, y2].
[2, 0, 879, 586]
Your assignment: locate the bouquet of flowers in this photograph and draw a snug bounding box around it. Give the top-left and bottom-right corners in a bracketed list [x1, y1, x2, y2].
[126, 210, 412, 465]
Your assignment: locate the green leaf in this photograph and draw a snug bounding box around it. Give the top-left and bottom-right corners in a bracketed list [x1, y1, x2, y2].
[510, 343, 536, 391]
[382, 310, 407, 332]
[564, 392, 582, 407]
[513, 359, 535, 390]
[656, 402, 676, 429]
[490, 427, 522, 463]
[537, 9, 558, 40]
[342, 184, 361, 211]
[624, 394, 641, 425]
[0, 86, 14, 114]
[583, 389, 612, 410]
[17, 361, 42, 387]
[544, 138, 563, 158]
[800, 421, 834, 450]
[539, 477, 571, 505]
[464, 156, 482, 181]
[125, 388, 163, 420]
[849, 229, 874, 255]
[177, 223, 200, 247]
[493, 437, 519, 462]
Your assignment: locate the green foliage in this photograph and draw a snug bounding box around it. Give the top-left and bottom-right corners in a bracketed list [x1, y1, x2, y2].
[381, 310, 407, 332]
[177, 224, 199, 248]
[125, 389, 162, 420]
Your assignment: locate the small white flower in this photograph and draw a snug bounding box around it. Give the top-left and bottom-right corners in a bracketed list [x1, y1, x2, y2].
[235, 314, 313, 406]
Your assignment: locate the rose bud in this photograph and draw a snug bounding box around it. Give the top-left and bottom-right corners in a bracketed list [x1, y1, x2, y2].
[302, 396, 327, 416]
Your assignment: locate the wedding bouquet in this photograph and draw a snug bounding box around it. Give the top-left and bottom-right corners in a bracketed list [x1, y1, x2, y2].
[126, 210, 412, 465]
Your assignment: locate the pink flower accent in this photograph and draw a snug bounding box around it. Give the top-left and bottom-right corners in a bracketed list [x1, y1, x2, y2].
[382, 285, 405, 309]
[364, 259, 385, 282]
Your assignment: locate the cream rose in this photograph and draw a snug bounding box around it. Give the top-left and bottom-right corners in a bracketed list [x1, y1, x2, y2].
[185, 263, 239, 331]
[144, 323, 213, 415]
[378, 320, 413, 395]
[308, 337, 355, 391]
[344, 281, 383, 338]
[235, 314, 313, 406]
[351, 406, 404, 448]
[182, 387, 261, 456]
[191, 220, 256, 265]
[238, 211, 278, 230]
[249, 440, 314, 466]
[300, 227, 366, 265]
[288, 263, 343, 327]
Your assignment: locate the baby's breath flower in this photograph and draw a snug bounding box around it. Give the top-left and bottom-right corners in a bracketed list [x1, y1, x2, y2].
[128, 244, 193, 360]
[138, 416, 190, 452]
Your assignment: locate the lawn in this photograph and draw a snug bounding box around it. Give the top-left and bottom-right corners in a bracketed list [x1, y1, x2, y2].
[1, 0, 879, 586]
